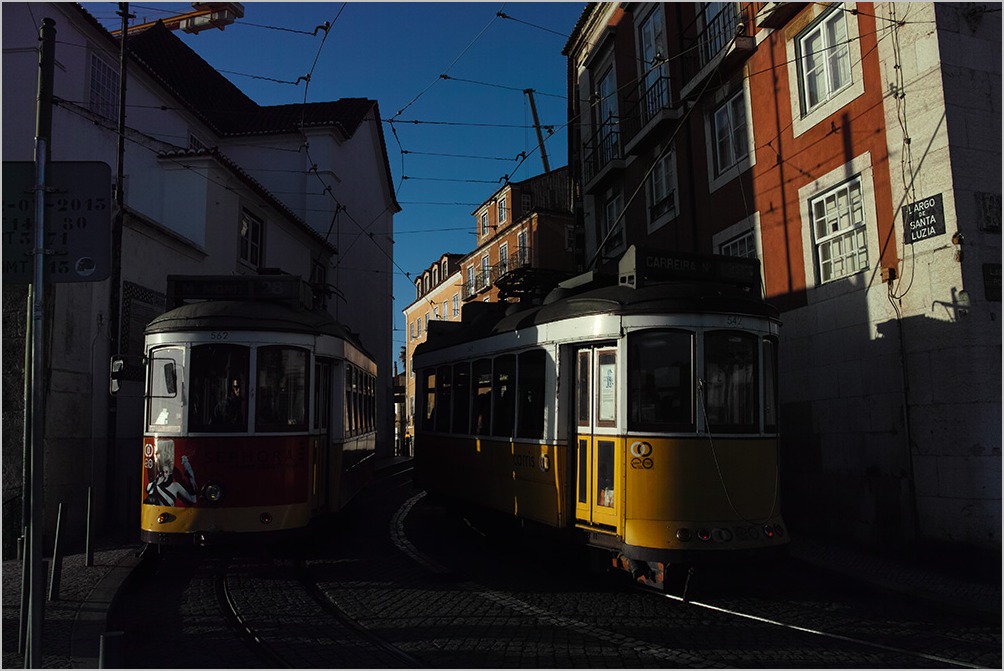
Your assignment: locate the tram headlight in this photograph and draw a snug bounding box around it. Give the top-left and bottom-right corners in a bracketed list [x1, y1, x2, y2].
[675, 528, 692, 542]
[259, 512, 273, 525]
[202, 482, 225, 503]
[762, 524, 775, 538]
[696, 529, 711, 542]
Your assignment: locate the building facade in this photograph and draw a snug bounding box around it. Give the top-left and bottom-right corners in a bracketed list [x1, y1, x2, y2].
[564, 2, 1000, 553]
[1, 3, 398, 555]
[403, 254, 464, 447]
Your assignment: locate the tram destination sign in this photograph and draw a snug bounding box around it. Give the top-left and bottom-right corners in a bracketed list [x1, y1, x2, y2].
[2, 161, 112, 283]
[621, 246, 761, 289]
[902, 193, 946, 244]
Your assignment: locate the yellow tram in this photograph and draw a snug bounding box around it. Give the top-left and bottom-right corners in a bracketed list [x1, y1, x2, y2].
[413, 246, 787, 585]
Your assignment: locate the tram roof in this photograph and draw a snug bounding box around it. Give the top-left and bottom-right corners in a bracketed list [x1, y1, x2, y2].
[145, 300, 369, 352]
[417, 278, 779, 356]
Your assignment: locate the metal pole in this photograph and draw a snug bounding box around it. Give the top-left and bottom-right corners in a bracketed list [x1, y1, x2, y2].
[47, 503, 63, 601]
[86, 486, 94, 566]
[28, 17, 55, 669]
[524, 89, 551, 173]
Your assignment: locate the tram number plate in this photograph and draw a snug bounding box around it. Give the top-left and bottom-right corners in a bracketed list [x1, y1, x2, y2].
[210, 331, 230, 340]
[726, 315, 743, 327]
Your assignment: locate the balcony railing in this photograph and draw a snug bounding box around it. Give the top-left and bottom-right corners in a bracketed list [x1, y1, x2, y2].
[621, 74, 680, 152]
[462, 269, 491, 300]
[490, 246, 532, 284]
[582, 121, 623, 189]
[680, 3, 756, 86]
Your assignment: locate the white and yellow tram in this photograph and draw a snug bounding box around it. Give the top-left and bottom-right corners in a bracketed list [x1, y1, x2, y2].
[413, 246, 787, 585]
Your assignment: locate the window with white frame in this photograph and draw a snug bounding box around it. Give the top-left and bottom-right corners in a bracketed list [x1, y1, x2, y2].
[647, 145, 677, 228]
[480, 211, 489, 237]
[433, 265, 439, 285]
[499, 242, 509, 274]
[452, 294, 460, 317]
[719, 230, 757, 258]
[713, 89, 749, 176]
[410, 321, 415, 340]
[467, 266, 475, 295]
[810, 176, 868, 283]
[89, 53, 118, 120]
[239, 209, 263, 267]
[480, 253, 490, 288]
[521, 193, 532, 212]
[498, 196, 508, 225]
[798, 5, 852, 114]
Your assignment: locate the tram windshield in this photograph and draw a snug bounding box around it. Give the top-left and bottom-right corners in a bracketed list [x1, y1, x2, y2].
[189, 344, 250, 433]
[703, 331, 758, 432]
[256, 346, 308, 431]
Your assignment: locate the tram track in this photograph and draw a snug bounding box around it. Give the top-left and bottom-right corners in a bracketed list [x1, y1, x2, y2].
[214, 552, 425, 668]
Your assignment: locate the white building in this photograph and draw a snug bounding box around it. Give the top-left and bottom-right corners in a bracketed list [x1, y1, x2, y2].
[1, 3, 398, 554]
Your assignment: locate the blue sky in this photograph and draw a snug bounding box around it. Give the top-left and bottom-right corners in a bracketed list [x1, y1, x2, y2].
[81, 1, 586, 355]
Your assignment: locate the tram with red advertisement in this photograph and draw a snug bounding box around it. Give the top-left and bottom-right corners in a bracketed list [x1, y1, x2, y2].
[413, 246, 788, 588]
[137, 274, 376, 545]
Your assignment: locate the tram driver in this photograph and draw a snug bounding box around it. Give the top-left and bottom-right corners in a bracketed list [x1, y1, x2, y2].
[213, 377, 247, 429]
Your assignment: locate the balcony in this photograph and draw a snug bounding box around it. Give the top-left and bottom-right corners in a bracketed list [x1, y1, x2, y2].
[622, 74, 683, 155]
[582, 122, 626, 194]
[461, 269, 492, 301]
[491, 246, 532, 285]
[679, 3, 756, 100]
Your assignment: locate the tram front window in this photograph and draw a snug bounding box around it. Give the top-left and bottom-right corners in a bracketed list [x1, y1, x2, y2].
[189, 344, 250, 433]
[703, 331, 758, 432]
[147, 347, 184, 432]
[257, 346, 308, 431]
[628, 330, 694, 431]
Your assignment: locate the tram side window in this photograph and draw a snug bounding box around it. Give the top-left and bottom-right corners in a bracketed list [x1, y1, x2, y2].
[345, 366, 355, 435]
[435, 366, 452, 432]
[763, 337, 779, 433]
[703, 331, 757, 432]
[147, 346, 185, 432]
[492, 355, 516, 437]
[516, 350, 546, 439]
[421, 369, 437, 431]
[628, 330, 694, 431]
[256, 346, 308, 431]
[452, 363, 471, 434]
[472, 358, 493, 435]
[189, 344, 250, 433]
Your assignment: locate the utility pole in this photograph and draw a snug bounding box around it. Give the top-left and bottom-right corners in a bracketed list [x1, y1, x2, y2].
[524, 89, 551, 173]
[26, 16, 56, 669]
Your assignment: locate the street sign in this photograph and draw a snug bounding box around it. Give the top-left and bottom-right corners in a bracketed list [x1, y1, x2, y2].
[3, 161, 112, 283]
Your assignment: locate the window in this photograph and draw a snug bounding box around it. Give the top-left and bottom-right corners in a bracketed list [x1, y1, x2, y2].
[498, 196, 508, 225]
[480, 211, 489, 237]
[89, 53, 118, 119]
[647, 147, 677, 228]
[601, 189, 625, 255]
[811, 176, 868, 283]
[700, 2, 737, 67]
[720, 230, 757, 258]
[595, 65, 620, 164]
[713, 90, 749, 176]
[763, 337, 779, 433]
[628, 330, 694, 431]
[516, 350, 546, 439]
[239, 209, 263, 268]
[435, 366, 452, 432]
[452, 363, 471, 433]
[517, 230, 529, 265]
[498, 242, 509, 275]
[480, 254, 491, 289]
[421, 369, 436, 431]
[416, 317, 422, 337]
[798, 6, 852, 113]
[188, 344, 249, 433]
[416, 280, 423, 298]
[146, 346, 185, 433]
[638, 5, 669, 121]
[256, 346, 308, 431]
[467, 266, 475, 296]
[521, 193, 532, 212]
[314, 360, 332, 431]
[452, 294, 460, 317]
[433, 265, 440, 285]
[492, 355, 516, 436]
[472, 359, 493, 435]
[703, 331, 757, 432]
[596, 350, 617, 428]
[409, 321, 415, 340]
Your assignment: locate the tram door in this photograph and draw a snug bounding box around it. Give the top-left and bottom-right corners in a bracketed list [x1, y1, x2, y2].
[573, 345, 620, 529]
